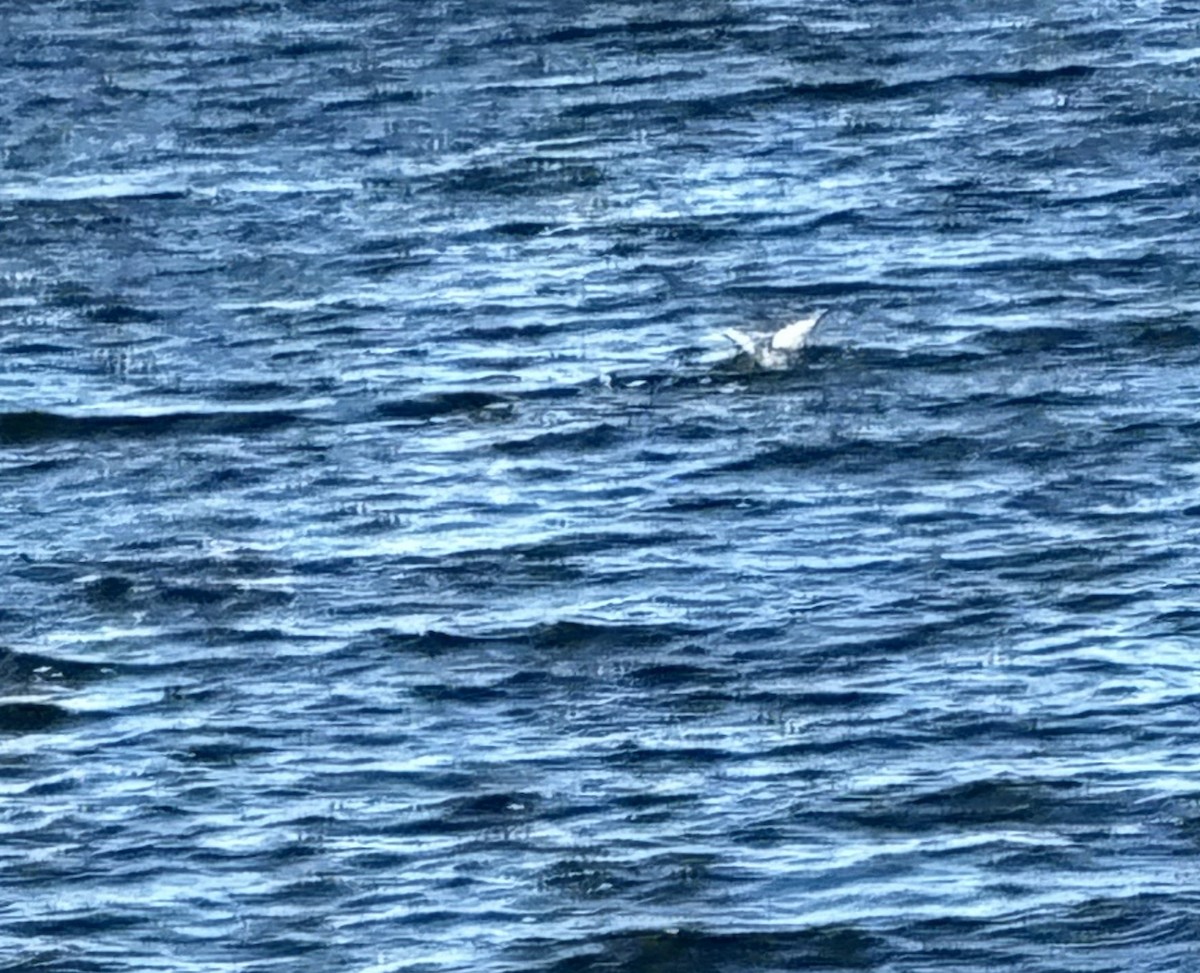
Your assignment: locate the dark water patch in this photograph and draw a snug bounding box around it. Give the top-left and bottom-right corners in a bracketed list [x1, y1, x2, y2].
[358, 173, 419, 193]
[559, 92, 730, 123]
[802, 207, 871, 231]
[564, 76, 908, 126]
[529, 619, 700, 652]
[327, 770, 478, 799]
[0, 409, 300, 443]
[608, 218, 742, 245]
[1026, 893, 1194, 950]
[4, 910, 151, 938]
[715, 433, 980, 476]
[174, 739, 277, 764]
[211, 380, 297, 402]
[728, 279, 936, 300]
[154, 683, 225, 707]
[539, 856, 638, 899]
[1000, 388, 1106, 408]
[742, 689, 896, 710]
[0, 647, 111, 684]
[887, 916, 1006, 966]
[190, 465, 264, 490]
[413, 551, 590, 590]
[1, 341, 74, 355]
[1045, 183, 1168, 208]
[349, 234, 426, 256]
[259, 838, 328, 865]
[1131, 322, 1200, 353]
[902, 776, 1085, 827]
[23, 774, 84, 796]
[614, 791, 699, 812]
[773, 78, 902, 105]
[605, 741, 732, 767]
[456, 321, 565, 341]
[345, 252, 435, 276]
[960, 64, 1097, 89]
[376, 391, 514, 420]
[442, 791, 539, 820]
[1151, 605, 1200, 635]
[1005, 477, 1164, 520]
[844, 345, 992, 374]
[539, 14, 745, 46]
[171, 0, 286, 22]
[293, 555, 362, 576]
[627, 662, 727, 687]
[760, 725, 933, 760]
[0, 701, 74, 733]
[11, 559, 86, 585]
[817, 617, 974, 660]
[83, 303, 160, 324]
[941, 541, 1126, 577]
[658, 494, 770, 514]
[207, 94, 297, 114]
[490, 220, 558, 238]
[1108, 419, 1175, 441]
[980, 325, 1101, 355]
[671, 417, 768, 448]
[273, 35, 358, 59]
[536, 925, 884, 973]
[437, 158, 605, 196]
[376, 629, 515, 656]
[605, 68, 709, 90]
[343, 850, 411, 872]
[411, 682, 507, 704]
[1058, 589, 1153, 614]
[322, 88, 424, 115]
[1063, 691, 1200, 725]
[601, 369, 705, 393]
[497, 669, 560, 690]
[493, 422, 627, 454]
[514, 384, 586, 402]
[146, 551, 293, 582]
[966, 251, 1166, 279]
[216, 934, 329, 960]
[151, 582, 294, 617]
[501, 532, 697, 563]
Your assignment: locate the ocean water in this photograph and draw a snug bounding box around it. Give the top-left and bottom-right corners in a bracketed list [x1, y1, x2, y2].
[3, 1, 1200, 970]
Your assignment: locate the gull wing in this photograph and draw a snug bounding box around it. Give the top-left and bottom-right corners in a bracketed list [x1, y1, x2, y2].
[769, 310, 827, 352]
[723, 328, 759, 356]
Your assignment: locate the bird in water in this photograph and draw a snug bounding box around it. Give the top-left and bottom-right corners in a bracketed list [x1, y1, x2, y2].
[723, 310, 828, 370]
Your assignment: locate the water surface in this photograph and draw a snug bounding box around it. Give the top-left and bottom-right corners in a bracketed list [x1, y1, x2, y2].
[3, 2, 1200, 971]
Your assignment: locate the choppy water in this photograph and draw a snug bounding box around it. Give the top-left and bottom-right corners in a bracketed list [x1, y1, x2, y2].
[4, 1, 1200, 970]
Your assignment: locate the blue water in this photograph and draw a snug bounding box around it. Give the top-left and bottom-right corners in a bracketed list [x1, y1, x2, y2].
[3, 2, 1200, 970]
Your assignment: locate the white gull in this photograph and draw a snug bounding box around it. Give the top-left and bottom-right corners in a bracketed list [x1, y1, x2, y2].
[723, 310, 828, 370]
